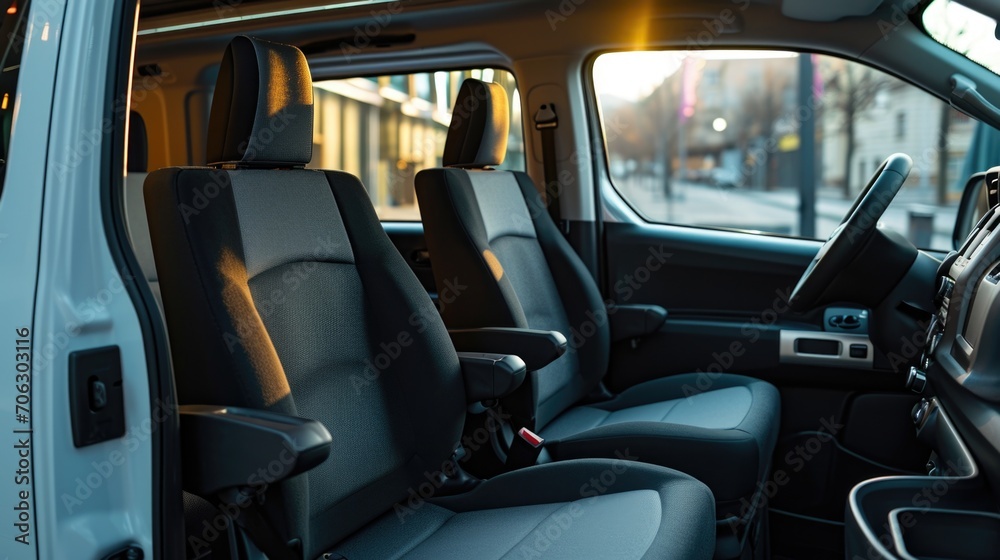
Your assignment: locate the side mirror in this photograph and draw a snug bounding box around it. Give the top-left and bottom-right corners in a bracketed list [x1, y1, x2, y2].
[953, 168, 999, 249]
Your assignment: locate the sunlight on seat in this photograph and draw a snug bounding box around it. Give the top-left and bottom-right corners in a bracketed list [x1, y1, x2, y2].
[483, 249, 504, 281]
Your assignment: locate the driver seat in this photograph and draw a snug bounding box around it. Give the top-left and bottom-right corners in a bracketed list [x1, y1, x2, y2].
[415, 79, 781, 538]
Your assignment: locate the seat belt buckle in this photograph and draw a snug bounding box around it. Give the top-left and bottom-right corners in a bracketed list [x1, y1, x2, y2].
[518, 427, 543, 447]
[533, 104, 558, 130]
[506, 427, 544, 470]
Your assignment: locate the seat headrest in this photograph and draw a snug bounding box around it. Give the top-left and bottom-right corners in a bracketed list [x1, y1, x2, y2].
[206, 36, 313, 167]
[128, 111, 148, 173]
[442, 79, 509, 168]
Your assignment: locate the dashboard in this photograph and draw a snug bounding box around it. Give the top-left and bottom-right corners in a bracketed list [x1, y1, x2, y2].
[921, 173, 1000, 493]
[845, 173, 1000, 560]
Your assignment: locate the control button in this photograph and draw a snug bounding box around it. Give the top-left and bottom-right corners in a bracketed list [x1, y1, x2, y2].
[907, 367, 927, 393]
[912, 399, 931, 424]
[828, 315, 862, 329]
[928, 332, 943, 355]
[89, 378, 108, 411]
[849, 344, 868, 359]
[924, 316, 940, 347]
[935, 277, 954, 304]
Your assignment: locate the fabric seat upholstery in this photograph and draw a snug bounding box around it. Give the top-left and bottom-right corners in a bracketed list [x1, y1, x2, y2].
[540, 373, 777, 511]
[415, 79, 780, 520]
[144, 36, 716, 560]
[334, 460, 715, 560]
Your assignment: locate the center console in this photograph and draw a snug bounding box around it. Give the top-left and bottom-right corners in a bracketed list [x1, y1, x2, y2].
[846, 184, 1000, 559]
[846, 398, 983, 559]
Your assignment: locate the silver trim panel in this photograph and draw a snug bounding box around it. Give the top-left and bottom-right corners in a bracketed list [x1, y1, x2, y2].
[779, 330, 874, 369]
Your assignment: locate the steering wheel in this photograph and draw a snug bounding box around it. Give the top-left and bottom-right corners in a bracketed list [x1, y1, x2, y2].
[789, 153, 912, 311]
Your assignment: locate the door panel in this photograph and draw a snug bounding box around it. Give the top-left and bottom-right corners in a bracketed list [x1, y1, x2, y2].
[602, 219, 929, 559]
[605, 221, 816, 314]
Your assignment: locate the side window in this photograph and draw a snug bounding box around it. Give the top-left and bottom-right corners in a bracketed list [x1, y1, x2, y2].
[310, 68, 524, 221]
[594, 50, 985, 250]
[0, 0, 30, 196]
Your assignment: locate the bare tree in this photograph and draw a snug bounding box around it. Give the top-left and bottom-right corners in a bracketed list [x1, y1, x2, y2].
[736, 65, 789, 189]
[933, 20, 971, 205]
[824, 63, 892, 198]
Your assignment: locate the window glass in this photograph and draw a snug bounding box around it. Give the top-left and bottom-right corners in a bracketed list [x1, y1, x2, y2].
[311, 69, 523, 221]
[0, 0, 30, 196]
[924, 0, 1000, 76]
[594, 50, 987, 250]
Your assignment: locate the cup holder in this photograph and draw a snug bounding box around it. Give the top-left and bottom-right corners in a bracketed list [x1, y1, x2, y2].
[890, 508, 1000, 560]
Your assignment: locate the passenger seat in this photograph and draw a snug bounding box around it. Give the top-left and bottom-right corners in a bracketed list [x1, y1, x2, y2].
[415, 79, 780, 546]
[144, 36, 717, 560]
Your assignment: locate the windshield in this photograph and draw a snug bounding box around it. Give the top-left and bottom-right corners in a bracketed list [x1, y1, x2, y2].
[923, 0, 1000, 75]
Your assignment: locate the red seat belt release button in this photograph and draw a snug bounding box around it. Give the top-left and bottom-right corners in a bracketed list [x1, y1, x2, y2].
[518, 427, 544, 448]
[507, 427, 545, 470]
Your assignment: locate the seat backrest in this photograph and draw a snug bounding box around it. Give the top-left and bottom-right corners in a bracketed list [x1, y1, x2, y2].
[415, 79, 610, 429]
[144, 36, 466, 558]
[124, 111, 162, 309]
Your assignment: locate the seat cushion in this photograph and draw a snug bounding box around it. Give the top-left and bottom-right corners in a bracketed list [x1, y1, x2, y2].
[329, 460, 715, 560]
[539, 374, 779, 515]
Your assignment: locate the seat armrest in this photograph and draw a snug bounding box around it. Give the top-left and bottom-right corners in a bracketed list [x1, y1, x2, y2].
[610, 304, 668, 342]
[179, 405, 332, 496]
[458, 352, 527, 402]
[448, 327, 567, 370]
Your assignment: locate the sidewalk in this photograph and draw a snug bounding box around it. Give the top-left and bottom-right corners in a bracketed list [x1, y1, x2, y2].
[615, 176, 958, 249]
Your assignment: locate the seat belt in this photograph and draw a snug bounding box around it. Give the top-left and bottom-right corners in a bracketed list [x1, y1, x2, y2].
[533, 104, 564, 230]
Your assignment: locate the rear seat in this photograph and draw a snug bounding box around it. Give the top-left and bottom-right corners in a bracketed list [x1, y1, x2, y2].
[124, 111, 162, 311]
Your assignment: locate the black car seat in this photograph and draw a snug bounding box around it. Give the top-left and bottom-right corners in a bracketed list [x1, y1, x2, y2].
[144, 36, 717, 560]
[415, 78, 781, 550]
